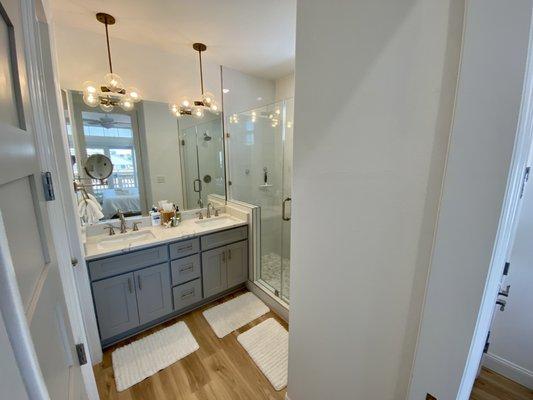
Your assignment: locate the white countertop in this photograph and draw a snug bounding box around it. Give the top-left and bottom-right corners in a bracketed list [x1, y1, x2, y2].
[84, 214, 247, 260]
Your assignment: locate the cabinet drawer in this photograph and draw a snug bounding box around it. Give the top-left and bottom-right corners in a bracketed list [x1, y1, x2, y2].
[201, 226, 248, 251]
[171, 254, 201, 286]
[172, 279, 202, 311]
[169, 238, 199, 259]
[88, 245, 169, 281]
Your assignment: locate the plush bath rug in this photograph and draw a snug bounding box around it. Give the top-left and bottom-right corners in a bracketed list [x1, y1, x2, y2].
[112, 321, 199, 391]
[202, 292, 269, 338]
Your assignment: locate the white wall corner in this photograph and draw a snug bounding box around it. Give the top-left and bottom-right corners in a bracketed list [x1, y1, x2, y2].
[483, 353, 533, 389]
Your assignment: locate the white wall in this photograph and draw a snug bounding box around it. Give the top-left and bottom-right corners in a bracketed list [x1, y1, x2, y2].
[139, 100, 184, 208]
[275, 73, 295, 101]
[288, 0, 464, 399]
[221, 66, 276, 118]
[483, 153, 533, 389]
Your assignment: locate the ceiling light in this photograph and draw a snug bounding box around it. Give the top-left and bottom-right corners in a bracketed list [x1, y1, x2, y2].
[223, 88, 230, 94]
[170, 43, 220, 118]
[82, 13, 142, 112]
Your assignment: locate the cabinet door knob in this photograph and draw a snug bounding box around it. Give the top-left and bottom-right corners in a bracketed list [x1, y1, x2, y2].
[228, 249, 232, 260]
[137, 276, 142, 290]
[127, 278, 133, 293]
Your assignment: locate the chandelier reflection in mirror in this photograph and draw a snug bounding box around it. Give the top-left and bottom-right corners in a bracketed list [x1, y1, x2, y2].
[169, 43, 220, 118]
[82, 13, 142, 112]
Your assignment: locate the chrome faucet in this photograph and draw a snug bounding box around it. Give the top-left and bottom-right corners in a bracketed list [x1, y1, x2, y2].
[206, 202, 213, 218]
[117, 209, 127, 233]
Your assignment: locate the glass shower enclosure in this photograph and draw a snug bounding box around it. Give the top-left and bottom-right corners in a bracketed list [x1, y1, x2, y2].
[179, 116, 225, 209]
[227, 99, 293, 303]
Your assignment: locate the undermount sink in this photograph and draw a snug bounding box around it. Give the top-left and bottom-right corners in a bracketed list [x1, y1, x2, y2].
[96, 230, 156, 250]
[194, 216, 235, 227]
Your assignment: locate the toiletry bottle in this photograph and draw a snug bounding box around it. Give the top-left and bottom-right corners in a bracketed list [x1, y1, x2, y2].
[150, 206, 161, 226]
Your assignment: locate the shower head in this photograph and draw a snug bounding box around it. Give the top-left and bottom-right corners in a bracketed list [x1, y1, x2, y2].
[203, 132, 212, 141]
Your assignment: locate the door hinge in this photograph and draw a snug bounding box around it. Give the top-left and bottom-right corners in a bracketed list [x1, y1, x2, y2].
[75, 343, 87, 366]
[503, 262, 510, 276]
[71, 257, 79, 268]
[41, 171, 55, 201]
[426, 394, 437, 400]
[483, 331, 491, 353]
[226, 132, 230, 138]
[519, 166, 530, 199]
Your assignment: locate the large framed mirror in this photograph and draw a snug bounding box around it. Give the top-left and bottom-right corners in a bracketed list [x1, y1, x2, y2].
[62, 87, 225, 221]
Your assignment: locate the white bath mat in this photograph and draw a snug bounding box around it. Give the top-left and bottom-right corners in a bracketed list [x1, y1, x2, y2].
[202, 292, 269, 338]
[237, 318, 288, 391]
[112, 321, 199, 391]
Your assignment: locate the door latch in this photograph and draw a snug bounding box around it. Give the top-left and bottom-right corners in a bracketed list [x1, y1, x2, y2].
[75, 343, 87, 365]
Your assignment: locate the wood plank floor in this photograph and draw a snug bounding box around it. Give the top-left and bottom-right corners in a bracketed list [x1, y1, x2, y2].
[470, 368, 533, 400]
[94, 289, 287, 400]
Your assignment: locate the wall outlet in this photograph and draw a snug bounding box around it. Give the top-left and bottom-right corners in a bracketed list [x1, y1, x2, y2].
[426, 394, 437, 400]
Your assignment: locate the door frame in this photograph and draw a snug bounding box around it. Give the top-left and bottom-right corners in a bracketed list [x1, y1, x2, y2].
[408, 1, 533, 399]
[17, 0, 100, 398]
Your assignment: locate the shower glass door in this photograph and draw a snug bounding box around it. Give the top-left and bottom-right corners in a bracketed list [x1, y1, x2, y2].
[227, 99, 293, 302]
[179, 116, 225, 209]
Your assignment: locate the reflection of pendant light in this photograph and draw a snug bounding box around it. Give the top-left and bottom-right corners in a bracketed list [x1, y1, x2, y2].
[82, 13, 142, 112]
[169, 43, 219, 118]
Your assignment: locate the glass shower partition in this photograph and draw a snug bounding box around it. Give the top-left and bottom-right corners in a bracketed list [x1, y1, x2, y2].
[179, 116, 225, 209]
[227, 99, 293, 303]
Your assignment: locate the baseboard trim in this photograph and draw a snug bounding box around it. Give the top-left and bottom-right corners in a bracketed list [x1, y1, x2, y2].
[483, 352, 533, 389]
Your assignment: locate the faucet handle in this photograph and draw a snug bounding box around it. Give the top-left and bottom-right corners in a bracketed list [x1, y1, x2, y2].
[104, 224, 115, 236]
[132, 221, 142, 231]
[196, 211, 203, 220]
[214, 208, 219, 217]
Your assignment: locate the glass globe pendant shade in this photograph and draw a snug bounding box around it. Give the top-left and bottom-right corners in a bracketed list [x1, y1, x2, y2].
[82, 80, 98, 95]
[99, 101, 114, 112]
[119, 96, 134, 111]
[210, 102, 219, 113]
[179, 96, 192, 109]
[192, 106, 204, 118]
[83, 92, 99, 107]
[126, 87, 142, 102]
[202, 91, 215, 106]
[169, 103, 179, 114]
[104, 73, 124, 92]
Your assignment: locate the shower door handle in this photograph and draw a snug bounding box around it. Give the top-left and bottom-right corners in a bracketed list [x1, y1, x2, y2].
[282, 197, 291, 221]
[193, 178, 202, 193]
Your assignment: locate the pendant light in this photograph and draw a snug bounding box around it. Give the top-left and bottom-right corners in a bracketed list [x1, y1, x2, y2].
[82, 13, 142, 112]
[169, 43, 219, 118]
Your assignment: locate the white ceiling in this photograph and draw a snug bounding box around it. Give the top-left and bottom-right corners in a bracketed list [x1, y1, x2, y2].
[49, 0, 296, 80]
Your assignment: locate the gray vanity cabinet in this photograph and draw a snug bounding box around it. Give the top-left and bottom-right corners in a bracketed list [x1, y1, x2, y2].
[92, 273, 139, 341]
[134, 263, 172, 325]
[89, 226, 249, 346]
[202, 246, 228, 298]
[226, 240, 248, 288]
[202, 240, 248, 298]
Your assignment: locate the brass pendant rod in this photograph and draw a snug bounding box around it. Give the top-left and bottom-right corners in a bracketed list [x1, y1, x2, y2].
[198, 49, 204, 95]
[104, 21, 113, 74]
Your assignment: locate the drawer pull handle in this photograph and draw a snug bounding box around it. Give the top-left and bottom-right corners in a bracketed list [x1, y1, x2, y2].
[137, 276, 142, 290]
[222, 252, 226, 262]
[179, 264, 194, 273]
[127, 278, 133, 293]
[181, 289, 195, 299]
[228, 249, 232, 260]
[176, 244, 193, 252]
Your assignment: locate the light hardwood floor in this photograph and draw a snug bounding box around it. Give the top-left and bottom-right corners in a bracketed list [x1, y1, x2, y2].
[94, 289, 287, 400]
[470, 368, 533, 400]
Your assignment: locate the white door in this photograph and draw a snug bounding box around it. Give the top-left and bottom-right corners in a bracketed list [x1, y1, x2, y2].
[0, 0, 87, 399]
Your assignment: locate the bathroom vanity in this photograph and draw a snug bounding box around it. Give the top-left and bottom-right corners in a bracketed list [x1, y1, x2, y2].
[85, 218, 248, 347]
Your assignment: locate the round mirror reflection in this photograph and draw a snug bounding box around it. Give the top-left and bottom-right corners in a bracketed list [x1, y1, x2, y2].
[84, 154, 113, 180]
